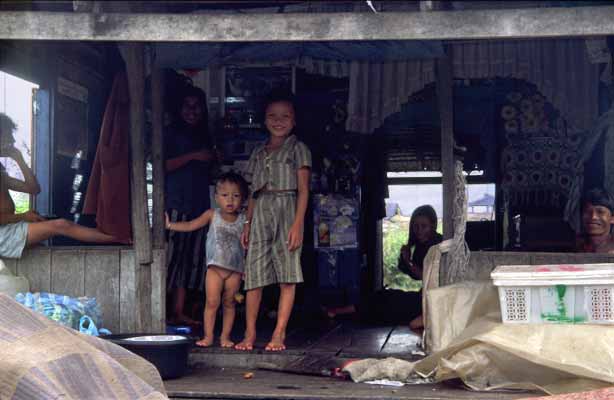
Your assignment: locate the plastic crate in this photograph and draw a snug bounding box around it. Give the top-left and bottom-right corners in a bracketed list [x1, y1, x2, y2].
[491, 263, 614, 324]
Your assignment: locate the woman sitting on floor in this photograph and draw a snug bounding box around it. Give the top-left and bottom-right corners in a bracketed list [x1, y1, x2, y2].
[326, 205, 442, 330]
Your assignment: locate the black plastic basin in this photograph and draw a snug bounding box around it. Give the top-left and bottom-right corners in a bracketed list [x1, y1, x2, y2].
[104, 333, 195, 380]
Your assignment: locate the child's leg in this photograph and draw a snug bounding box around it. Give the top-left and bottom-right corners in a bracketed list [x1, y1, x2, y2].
[196, 268, 224, 347]
[234, 287, 263, 351]
[26, 219, 117, 245]
[266, 283, 295, 352]
[219, 271, 242, 347]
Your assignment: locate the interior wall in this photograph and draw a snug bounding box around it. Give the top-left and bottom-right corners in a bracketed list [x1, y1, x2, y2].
[51, 45, 118, 243]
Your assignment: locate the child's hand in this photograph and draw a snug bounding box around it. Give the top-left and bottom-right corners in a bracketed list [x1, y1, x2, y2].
[165, 212, 171, 230]
[241, 224, 250, 249]
[287, 222, 304, 251]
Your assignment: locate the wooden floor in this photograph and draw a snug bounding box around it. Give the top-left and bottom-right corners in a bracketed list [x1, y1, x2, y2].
[165, 318, 536, 399]
[186, 314, 425, 360]
[166, 367, 533, 400]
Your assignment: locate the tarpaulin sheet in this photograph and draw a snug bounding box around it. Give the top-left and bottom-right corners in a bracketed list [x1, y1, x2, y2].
[0, 294, 167, 399]
[346, 280, 614, 396]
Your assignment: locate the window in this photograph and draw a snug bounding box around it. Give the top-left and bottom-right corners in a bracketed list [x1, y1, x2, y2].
[0, 71, 38, 213]
[383, 171, 495, 291]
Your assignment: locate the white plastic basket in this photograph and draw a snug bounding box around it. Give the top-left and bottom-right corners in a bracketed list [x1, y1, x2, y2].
[491, 263, 614, 324]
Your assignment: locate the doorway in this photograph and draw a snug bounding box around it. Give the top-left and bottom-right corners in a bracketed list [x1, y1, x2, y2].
[0, 70, 39, 213]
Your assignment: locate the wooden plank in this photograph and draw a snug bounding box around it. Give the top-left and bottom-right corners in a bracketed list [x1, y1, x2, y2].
[305, 323, 351, 354]
[165, 367, 532, 400]
[150, 248, 166, 333]
[150, 66, 166, 250]
[338, 326, 393, 357]
[119, 249, 137, 333]
[464, 251, 495, 281]
[1, 258, 18, 275]
[119, 248, 152, 333]
[50, 249, 85, 297]
[16, 248, 51, 292]
[120, 42, 152, 265]
[84, 249, 120, 333]
[137, 258, 152, 333]
[3, 7, 614, 41]
[490, 252, 530, 268]
[436, 48, 454, 241]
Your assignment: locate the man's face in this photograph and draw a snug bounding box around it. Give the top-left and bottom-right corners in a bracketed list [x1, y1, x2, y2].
[582, 203, 614, 237]
[180, 96, 203, 126]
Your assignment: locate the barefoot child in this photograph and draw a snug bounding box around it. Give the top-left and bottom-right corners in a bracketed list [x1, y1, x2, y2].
[235, 92, 311, 352]
[166, 172, 248, 347]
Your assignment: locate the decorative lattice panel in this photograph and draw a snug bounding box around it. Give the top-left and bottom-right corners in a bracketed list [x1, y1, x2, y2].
[587, 287, 614, 322]
[502, 288, 530, 322]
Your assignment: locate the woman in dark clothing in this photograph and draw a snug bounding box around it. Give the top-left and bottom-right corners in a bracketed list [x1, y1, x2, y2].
[398, 205, 442, 281]
[165, 85, 215, 325]
[325, 205, 442, 329]
[396, 205, 442, 329]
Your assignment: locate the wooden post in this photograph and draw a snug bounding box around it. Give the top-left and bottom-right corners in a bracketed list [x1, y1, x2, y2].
[121, 42, 152, 265]
[151, 66, 166, 249]
[150, 59, 167, 333]
[119, 42, 153, 332]
[436, 47, 455, 240]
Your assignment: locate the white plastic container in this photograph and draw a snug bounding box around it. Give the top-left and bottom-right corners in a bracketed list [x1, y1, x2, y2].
[491, 263, 614, 324]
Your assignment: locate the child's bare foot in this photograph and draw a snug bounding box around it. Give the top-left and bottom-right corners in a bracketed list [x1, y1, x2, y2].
[234, 338, 254, 351]
[220, 336, 235, 348]
[234, 334, 255, 351]
[196, 336, 214, 347]
[265, 333, 286, 352]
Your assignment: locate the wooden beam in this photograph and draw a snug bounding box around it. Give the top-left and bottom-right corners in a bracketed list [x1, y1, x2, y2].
[151, 65, 166, 250]
[2, 6, 614, 41]
[120, 43, 152, 265]
[150, 56, 166, 333]
[436, 48, 455, 240]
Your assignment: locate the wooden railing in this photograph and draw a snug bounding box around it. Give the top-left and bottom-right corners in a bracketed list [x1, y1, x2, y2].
[1, 246, 165, 334]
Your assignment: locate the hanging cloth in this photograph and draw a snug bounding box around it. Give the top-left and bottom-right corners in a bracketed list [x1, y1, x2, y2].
[82, 72, 132, 244]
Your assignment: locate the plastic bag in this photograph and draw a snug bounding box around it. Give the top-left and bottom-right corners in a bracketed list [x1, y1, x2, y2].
[15, 292, 101, 330]
[79, 315, 111, 336]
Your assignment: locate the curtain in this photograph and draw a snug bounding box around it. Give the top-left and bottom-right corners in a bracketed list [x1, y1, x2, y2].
[451, 38, 599, 133]
[339, 38, 600, 134]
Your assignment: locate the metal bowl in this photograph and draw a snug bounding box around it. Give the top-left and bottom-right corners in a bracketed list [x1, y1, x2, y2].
[104, 333, 195, 380]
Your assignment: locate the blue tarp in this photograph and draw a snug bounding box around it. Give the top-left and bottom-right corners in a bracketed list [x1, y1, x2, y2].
[154, 41, 444, 68]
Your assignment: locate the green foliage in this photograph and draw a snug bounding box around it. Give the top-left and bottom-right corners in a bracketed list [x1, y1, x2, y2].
[9, 191, 29, 214]
[383, 221, 422, 292]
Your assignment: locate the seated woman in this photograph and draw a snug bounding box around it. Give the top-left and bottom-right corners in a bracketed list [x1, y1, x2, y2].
[326, 205, 442, 330]
[576, 188, 614, 254]
[0, 113, 117, 259]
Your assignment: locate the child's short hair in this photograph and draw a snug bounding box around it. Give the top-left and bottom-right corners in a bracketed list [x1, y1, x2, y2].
[0, 112, 17, 135]
[582, 188, 614, 213]
[263, 88, 295, 113]
[216, 171, 248, 200]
